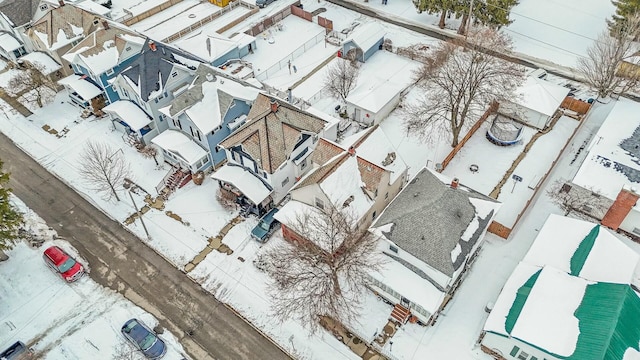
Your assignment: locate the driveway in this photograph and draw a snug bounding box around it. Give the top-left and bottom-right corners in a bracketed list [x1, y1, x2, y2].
[0, 132, 290, 360]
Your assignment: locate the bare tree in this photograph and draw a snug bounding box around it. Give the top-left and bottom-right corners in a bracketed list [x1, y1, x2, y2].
[139, 145, 158, 166]
[324, 58, 360, 102]
[8, 62, 58, 108]
[256, 204, 383, 333]
[546, 179, 610, 219]
[578, 14, 640, 99]
[79, 141, 132, 201]
[113, 338, 144, 360]
[403, 28, 525, 147]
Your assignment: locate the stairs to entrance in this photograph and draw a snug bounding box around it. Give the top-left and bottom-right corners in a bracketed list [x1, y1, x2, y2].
[389, 304, 411, 324]
[156, 165, 191, 199]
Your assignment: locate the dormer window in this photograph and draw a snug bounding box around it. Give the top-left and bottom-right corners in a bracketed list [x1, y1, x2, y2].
[40, 4, 47, 11]
[315, 197, 324, 210]
[171, 72, 178, 77]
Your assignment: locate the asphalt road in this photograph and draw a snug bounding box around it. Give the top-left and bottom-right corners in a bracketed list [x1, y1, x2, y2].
[0, 133, 290, 360]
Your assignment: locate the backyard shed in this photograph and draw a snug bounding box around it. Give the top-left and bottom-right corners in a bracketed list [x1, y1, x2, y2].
[498, 76, 570, 129]
[341, 22, 386, 63]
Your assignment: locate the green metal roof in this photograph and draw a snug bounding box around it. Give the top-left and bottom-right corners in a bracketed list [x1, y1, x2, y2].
[570, 225, 599, 276]
[568, 283, 640, 360]
[505, 269, 541, 334]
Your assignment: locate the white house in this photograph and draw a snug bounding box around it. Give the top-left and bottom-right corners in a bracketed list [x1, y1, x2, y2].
[212, 94, 339, 216]
[498, 76, 570, 129]
[344, 51, 420, 125]
[369, 168, 500, 325]
[481, 214, 640, 360]
[274, 126, 408, 243]
[568, 98, 640, 236]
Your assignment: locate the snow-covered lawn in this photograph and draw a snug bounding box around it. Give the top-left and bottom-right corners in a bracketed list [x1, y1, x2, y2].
[0, 197, 187, 359]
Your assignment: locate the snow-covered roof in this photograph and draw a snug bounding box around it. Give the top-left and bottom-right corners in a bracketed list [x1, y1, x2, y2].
[186, 80, 222, 133]
[20, 51, 61, 75]
[341, 126, 408, 183]
[210, 164, 272, 205]
[320, 155, 373, 223]
[76, 0, 111, 16]
[524, 214, 639, 284]
[173, 32, 237, 64]
[103, 101, 152, 131]
[151, 129, 208, 165]
[510, 76, 570, 116]
[345, 22, 386, 51]
[370, 242, 446, 315]
[57, 74, 102, 100]
[572, 98, 640, 200]
[126, 0, 172, 17]
[344, 52, 420, 113]
[0, 32, 21, 51]
[485, 265, 585, 357]
[229, 32, 255, 49]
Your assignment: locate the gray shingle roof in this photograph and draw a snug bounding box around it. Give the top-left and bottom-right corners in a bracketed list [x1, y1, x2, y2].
[121, 39, 202, 102]
[0, 0, 39, 27]
[374, 168, 498, 277]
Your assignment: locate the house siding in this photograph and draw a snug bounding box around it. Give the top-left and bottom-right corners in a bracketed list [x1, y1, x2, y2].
[481, 332, 559, 360]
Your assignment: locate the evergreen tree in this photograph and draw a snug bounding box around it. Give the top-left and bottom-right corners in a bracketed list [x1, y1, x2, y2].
[457, 0, 519, 34]
[0, 159, 23, 250]
[414, 0, 458, 29]
[609, 0, 640, 35]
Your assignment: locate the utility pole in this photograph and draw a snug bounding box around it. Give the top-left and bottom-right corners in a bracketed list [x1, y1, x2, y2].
[465, 0, 475, 40]
[128, 189, 150, 239]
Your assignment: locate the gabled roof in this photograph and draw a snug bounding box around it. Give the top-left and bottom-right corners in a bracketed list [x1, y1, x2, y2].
[162, 64, 260, 133]
[63, 25, 142, 74]
[0, 0, 40, 27]
[29, 4, 99, 51]
[484, 216, 640, 360]
[345, 22, 386, 51]
[510, 76, 570, 117]
[119, 38, 201, 102]
[219, 94, 330, 173]
[372, 167, 499, 277]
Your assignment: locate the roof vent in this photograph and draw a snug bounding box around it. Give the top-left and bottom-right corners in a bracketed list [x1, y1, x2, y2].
[348, 146, 356, 157]
[148, 40, 157, 52]
[206, 73, 216, 82]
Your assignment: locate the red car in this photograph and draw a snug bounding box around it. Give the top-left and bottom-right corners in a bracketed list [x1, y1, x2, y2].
[43, 246, 85, 282]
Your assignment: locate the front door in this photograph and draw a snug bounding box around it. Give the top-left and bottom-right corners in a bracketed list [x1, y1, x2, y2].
[401, 296, 410, 307]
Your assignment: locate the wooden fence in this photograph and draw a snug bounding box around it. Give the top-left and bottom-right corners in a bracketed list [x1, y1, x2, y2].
[246, 4, 293, 36]
[560, 96, 591, 115]
[438, 102, 499, 172]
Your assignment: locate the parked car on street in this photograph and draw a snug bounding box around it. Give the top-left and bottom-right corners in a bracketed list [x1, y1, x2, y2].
[42, 246, 84, 282]
[121, 318, 167, 359]
[0, 341, 33, 360]
[251, 208, 280, 243]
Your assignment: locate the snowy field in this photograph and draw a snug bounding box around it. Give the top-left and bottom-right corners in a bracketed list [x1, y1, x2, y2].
[0, 197, 188, 359]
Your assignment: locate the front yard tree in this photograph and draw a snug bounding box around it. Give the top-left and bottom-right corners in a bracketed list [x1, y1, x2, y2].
[413, 0, 459, 29]
[79, 141, 132, 202]
[404, 28, 524, 147]
[324, 58, 360, 102]
[468, 0, 519, 33]
[258, 205, 382, 333]
[578, 14, 640, 99]
[0, 159, 24, 251]
[8, 62, 57, 108]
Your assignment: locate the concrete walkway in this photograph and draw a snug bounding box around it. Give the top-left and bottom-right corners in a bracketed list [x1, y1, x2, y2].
[184, 215, 245, 273]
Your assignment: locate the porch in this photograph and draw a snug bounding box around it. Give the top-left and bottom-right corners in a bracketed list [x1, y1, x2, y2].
[211, 163, 273, 216]
[103, 100, 156, 145]
[151, 129, 210, 173]
[57, 74, 104, 111]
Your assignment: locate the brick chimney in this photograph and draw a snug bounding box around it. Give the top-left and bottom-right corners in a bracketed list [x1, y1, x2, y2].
[102, 20, 109, 30]
[601, 187, 639, 230]
[348, 146, 356, 157]
[148, 40, 157, 52]
[270, 98, 278, 113]
[451, 178, 459, 189]
[58, 0, 65, 6]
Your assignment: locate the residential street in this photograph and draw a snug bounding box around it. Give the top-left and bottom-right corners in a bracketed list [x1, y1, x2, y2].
[0, 133, 290, 360]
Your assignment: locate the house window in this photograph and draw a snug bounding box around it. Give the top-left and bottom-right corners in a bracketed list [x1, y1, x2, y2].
[154, 98, 159, 103]
[190, 126, 194, 136]
[196, 130, 201, 141]
[106, 69, 114, 76]
[385, 192, 389, 199]
[389, 245, 398, 253]
[517, 351, 529, 360]
[372, 211, 377, 220]
[158, 114, 164, 122]
[40, 4, 48, 10]
[315, 197, 324, 210]
[171, 71, 178, 77]
[125, 46, 131, 51]
[633, 227, 640, 236]
[282, 177, 289, 187]
[510, 346, 520, 357]
[300, 158, 307, 170]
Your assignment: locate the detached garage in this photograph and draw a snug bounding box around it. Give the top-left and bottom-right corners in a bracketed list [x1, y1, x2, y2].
[498, 76, 570, 129]
[342, 22, 386, 63]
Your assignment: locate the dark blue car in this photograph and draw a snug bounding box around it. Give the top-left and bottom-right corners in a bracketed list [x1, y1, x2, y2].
[121, 318, 166, 359]
[251, 208, 280, 242]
